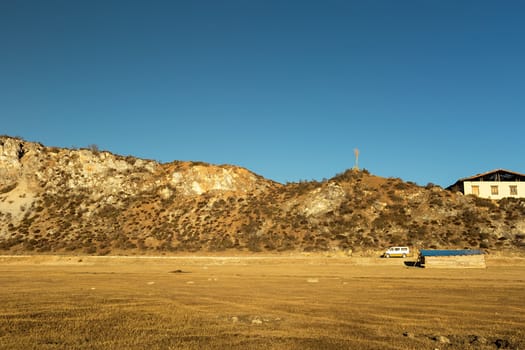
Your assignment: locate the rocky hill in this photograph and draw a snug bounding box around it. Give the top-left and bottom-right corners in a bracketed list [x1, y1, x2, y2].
[1, 136, 524, 256]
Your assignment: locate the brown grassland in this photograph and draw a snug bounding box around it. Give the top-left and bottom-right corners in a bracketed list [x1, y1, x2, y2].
[0, 255, 524, 350]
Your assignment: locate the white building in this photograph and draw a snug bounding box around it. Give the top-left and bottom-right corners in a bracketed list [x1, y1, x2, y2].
[447, 169, 525, 200]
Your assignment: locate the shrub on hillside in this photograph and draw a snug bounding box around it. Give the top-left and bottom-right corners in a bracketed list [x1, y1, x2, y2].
[0, 183, 17, 194]
[472, 196, 497, 210]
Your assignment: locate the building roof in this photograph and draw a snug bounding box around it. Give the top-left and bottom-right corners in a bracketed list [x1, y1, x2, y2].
[458, 169, 525, 182]
[419, 249, 484, 257]
[447, 169, 525, 191]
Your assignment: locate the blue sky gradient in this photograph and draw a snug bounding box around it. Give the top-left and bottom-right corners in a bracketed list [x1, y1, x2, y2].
[1, 1, 524, 186]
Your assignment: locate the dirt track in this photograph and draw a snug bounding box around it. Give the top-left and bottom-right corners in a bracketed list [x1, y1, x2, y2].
[1, 253, 524, 266]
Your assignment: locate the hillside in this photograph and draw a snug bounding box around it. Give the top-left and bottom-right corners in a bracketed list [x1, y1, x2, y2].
[1, 136, 524, 255]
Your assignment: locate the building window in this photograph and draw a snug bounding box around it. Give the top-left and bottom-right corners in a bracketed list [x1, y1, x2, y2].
[491, 185, 499, 195]
[471, 185, 479, 196]
[510, 185, 518, 196]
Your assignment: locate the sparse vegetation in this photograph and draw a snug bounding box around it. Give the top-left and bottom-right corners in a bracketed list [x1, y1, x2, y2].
[0, 135, 524, 255]
[87, 144, 100, 153]
[0, 182, 18, 194]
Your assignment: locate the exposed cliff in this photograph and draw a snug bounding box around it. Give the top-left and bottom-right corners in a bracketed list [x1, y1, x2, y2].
[1, 136, 524, 255]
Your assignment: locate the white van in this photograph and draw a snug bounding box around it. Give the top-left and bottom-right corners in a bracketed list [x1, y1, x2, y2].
[383, 246, 410, 258]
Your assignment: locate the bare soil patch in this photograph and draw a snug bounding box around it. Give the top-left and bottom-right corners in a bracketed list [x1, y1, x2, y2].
[0, 255, 524, 349]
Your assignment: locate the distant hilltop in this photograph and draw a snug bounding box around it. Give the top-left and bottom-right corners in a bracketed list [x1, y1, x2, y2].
[0, 135, 524, 255]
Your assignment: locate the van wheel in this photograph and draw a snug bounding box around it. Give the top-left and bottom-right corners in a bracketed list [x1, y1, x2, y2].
[402, 254, 407, 258]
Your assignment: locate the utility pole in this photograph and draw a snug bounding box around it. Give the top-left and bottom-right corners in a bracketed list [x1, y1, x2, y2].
[353, 148, 359, 171]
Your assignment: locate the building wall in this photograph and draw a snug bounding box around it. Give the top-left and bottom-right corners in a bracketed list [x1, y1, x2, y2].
[463, 181, 524, 200]
[422, 255, 486, 268]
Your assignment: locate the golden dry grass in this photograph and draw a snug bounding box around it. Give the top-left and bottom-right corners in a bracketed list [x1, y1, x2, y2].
[0, 256, 524, 349]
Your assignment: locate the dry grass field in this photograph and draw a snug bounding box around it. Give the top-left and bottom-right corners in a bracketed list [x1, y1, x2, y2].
[0, 255, 524, 350]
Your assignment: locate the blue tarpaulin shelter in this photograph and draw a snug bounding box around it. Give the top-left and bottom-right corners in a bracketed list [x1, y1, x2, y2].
[418, 249, 486, 268]
[419, 249, 484, 257]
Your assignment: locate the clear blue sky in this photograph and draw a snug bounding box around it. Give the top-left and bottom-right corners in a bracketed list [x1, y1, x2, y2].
[1, 1, 524, 186]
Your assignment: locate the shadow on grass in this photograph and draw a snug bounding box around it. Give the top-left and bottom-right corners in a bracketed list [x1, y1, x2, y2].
[404, 261, 422, 268]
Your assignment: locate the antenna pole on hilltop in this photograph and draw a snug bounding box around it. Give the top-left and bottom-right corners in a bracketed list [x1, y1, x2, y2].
[353, 148, 359, 171]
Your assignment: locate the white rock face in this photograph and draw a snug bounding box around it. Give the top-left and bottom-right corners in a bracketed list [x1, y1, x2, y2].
[301, 182, 346, 217]
[0, 138, 26, 186]
[170, 165, 262, 195]
[0, 136, 160, 199]
[1, 137, 274, 206]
